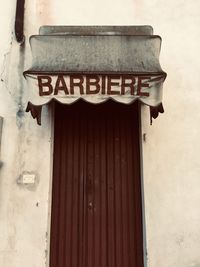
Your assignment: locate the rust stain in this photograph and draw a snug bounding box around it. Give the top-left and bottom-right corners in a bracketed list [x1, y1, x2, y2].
[132, 0, 144, 19]
[36, 0, 53, 24]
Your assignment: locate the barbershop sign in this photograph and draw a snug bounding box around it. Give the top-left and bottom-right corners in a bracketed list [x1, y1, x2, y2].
[25, 73, 165, 106]
[24, 27, 167, 124]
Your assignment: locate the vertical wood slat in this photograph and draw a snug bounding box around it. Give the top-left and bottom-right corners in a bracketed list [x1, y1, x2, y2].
[50, 100, 144, 267]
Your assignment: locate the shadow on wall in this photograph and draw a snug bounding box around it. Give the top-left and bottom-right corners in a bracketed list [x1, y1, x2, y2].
[0, 116, 3, 168]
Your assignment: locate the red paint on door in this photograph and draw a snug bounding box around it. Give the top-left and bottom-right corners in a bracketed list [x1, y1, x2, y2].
[50, 100, 144, 267]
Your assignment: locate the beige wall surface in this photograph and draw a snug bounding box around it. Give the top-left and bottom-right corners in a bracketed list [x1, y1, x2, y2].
[0, 0, 200, 266]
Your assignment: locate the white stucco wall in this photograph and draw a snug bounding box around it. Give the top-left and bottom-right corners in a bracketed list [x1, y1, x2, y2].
[0, 0, 200, 267]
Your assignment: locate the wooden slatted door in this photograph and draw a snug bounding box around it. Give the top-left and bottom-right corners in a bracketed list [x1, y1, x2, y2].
[50, 100, 144, 267]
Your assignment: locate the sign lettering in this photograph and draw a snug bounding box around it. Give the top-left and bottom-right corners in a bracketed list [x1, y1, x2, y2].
[37, 74, 151, 97]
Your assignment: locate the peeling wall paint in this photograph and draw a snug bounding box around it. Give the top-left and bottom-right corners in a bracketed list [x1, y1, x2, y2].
[0, 0, 200, 267]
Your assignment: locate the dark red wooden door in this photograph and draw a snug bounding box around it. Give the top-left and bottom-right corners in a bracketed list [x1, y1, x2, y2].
[50, 100, 144, 267]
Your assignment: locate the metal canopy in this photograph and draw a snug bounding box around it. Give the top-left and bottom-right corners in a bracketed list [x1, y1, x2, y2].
[24, 26, 166, 125]
[39, 25, 153, 35]
[26, 35, 163, 73]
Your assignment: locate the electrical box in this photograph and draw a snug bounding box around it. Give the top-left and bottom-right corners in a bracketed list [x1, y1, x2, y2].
[22, 173, 36, 184]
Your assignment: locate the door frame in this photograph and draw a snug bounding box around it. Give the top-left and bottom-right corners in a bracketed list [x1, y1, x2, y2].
[46, 101, 147, 267]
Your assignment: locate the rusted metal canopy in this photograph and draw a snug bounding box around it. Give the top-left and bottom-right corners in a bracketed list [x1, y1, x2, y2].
[24, 26, 166, 125]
